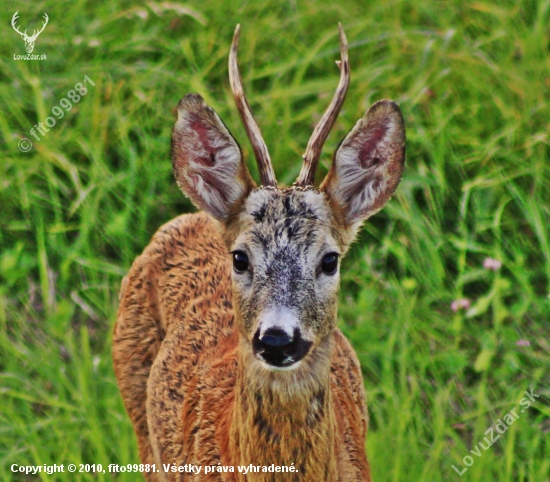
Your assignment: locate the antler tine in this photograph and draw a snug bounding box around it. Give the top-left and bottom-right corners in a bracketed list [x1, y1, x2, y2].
[40, 14, 49, 32]
[30, 13, 49, 40]
[295, 23, 350, 187]
[11, 11, 25, 37]
[229, 25, 277, 187]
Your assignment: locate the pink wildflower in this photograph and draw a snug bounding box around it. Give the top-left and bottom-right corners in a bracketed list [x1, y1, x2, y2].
[483, 257, 502, 270]
[516, 339, 531, 347]
[451, 298, 471, 312]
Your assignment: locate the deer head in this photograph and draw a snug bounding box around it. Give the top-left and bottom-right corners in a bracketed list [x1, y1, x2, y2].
[11, 11, 49, 54]
[171, 25, 405, 375]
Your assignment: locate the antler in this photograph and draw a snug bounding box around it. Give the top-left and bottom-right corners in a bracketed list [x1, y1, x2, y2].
[29, 13, 49, 40]
[229, 25, 277, 187]
[11, 12, 49, 40]
[295, 23, 350, 187]
[11, 11, 27, 38]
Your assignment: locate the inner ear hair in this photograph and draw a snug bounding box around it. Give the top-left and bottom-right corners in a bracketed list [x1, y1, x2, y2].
[171, 94, 255, 222]
[321, 99, 406, 226]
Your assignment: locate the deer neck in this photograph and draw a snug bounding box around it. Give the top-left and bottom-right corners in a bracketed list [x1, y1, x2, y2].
[230, 335, 337, 480]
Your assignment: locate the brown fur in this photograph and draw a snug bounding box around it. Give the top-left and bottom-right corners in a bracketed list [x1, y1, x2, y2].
[113, 212, 370, 481]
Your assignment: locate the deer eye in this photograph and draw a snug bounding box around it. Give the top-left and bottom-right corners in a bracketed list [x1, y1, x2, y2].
[232, 251, 249, 273]
[321, 253, 339, 275]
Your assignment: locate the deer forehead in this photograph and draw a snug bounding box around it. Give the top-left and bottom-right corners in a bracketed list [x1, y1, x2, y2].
[232, 187, 338, 263]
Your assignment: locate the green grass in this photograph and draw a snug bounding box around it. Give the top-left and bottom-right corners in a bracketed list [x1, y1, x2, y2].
[1, 0, 549, 480]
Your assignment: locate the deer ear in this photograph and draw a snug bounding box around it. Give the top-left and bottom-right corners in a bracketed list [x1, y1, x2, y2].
[320, 100, 405, 226]
[171, 94, 255, 221]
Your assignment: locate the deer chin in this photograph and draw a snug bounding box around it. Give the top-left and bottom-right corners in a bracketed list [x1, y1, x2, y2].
[238, 335, 334, 404]
[256, 358, 304, 372]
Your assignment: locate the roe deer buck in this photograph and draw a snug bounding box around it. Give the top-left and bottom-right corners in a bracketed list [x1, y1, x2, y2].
[113, 24, 405, 481]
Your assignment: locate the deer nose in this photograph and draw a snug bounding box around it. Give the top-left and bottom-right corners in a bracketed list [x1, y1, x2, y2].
[252, 327, 312, 368]
[260, 328, 293, 347]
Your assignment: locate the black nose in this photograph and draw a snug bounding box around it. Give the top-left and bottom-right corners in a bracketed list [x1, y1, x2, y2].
[252, 327, 312, 368]
[260, 328, 292, 347]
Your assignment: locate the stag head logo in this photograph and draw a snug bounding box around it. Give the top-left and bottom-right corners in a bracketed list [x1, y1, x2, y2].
[11, 11, 49, 54]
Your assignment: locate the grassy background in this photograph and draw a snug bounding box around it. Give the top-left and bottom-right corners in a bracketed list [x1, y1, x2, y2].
[1, 0, 549, 480]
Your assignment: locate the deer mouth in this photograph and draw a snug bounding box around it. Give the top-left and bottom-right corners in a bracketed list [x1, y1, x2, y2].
[252, 327, 312, 368]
